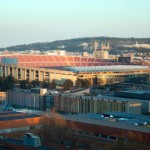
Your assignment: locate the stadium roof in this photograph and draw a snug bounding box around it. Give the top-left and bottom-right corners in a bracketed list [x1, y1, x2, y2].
[0, 54, 119, 67]
[66, 65, 149, 72]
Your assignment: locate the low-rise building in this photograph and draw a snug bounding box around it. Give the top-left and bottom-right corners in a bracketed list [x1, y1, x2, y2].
[7, 88, 47, 110]
[54, 93, 141, 114]
[0, 111, 42, 138]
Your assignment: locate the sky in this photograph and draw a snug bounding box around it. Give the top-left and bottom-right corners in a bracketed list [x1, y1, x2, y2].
[0, 0, 150, 47]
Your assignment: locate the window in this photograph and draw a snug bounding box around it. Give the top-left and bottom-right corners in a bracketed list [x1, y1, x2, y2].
[109, 136, 116, 140]
[30, 126, 35, 130]
[78, 130, 84, 134]
[101, 134, 108, 139]
[94, 133, 99, 137]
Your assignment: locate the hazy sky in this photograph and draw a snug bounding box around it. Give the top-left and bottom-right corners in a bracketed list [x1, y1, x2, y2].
[0, 0, 150, 47]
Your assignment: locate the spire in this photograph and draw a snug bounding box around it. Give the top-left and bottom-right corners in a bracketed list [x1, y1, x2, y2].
[93, 40, 99, 51]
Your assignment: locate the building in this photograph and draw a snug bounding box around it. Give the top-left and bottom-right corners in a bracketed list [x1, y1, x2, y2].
[82, 52, 89, 57]
[93, 40, 99, 51]
[93, 41, 110, 59]
[114, 90, 150, 114]
[39, 112, 150, 150]
[1, 111, 150, 150]
[114, 90, 150, 100]
[0, 111, 42, 138]
[54, 93, 141, 114]
[7, 88, 47, 110]
[133, 42, 150, 49]
[7, 88, 57, 111]
[66, 65, 150, 85]
[42, 90, 58, 111]
[123, 42, 150, 49]
[118, 56, 131, 64]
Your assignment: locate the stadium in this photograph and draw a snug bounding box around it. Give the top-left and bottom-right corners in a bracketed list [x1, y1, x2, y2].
[0, 54, 150, 85]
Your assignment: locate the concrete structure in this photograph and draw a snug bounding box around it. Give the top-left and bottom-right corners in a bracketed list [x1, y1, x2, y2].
[7, 88, 47, 110]
[0, 64, 77, 83]
[23, 133, 41, 147]
[0, 55, 150, 86]
[66, 65, 150, 85]
[7, 88, 57, 111]
[54, 93, 141, 114]
[1, 62, 150, 86]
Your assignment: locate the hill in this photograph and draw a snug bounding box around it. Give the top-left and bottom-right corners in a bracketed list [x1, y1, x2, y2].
[1, 36, 150, 54]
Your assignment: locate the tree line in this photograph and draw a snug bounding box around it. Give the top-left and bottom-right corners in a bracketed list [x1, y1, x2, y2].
[0, 75, 90, 91]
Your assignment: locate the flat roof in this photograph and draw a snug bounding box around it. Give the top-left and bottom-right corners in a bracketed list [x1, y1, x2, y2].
[60, 114, 150, 133]
[66, 65, 149, 72]
[77, 112, 150, 124]
[63, 93, 145, 103]
[13, 110, 150, 133]
[96, 95, 145, 103]
[104, 112, 150, 126]
[104, 112, 150, 120]
[0, 111, 41, 121]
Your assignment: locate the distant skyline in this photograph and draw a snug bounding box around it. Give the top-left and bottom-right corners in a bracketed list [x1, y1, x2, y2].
[0, 0, 150, 48]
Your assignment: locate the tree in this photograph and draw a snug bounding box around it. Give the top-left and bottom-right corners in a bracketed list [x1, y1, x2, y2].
[39, 109, 76, 147]
[83, 79, 90, 88]
[20, 80, 29, 89]
[5, 75, 16, 90]
[0, 75, 16, 91]
[41, 80, 52, 89]
[31, 80, 40, 88]
[76, 79, 90, 88]
[63, 79, 73, 90]
[0, 76, 5, 91]
[51, 80, 57, 89]
[75, 79, 82, 87]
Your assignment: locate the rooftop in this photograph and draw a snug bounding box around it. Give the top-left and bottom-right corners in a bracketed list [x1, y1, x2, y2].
[124, 90, 150, 94]
[65, 65, 149, 73]
[60, 113, 150, 133]
[75, 112, 150, 128]
[0, 111, 41, 121]
[61, 93, 145, 103]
